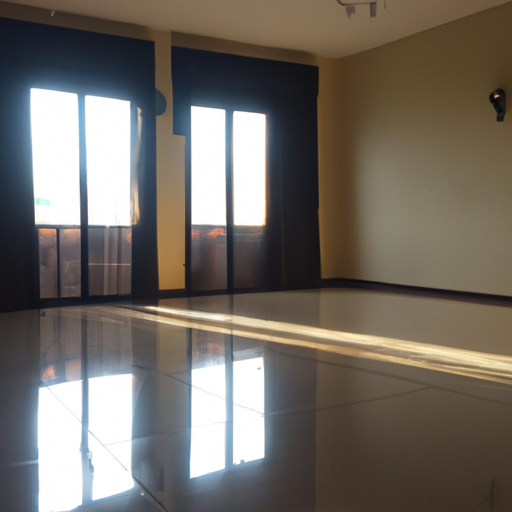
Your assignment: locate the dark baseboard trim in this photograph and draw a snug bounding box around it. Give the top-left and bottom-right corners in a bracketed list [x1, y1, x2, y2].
[158, 289, 188, 299]
[39, 282, 512, 308]
[39, 295, 137, 309]
[320, 278, 512, 308]
[158, 284, 320, 300]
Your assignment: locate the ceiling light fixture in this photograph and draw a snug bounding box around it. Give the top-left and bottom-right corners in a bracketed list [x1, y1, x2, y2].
[336, 0, 385, 18]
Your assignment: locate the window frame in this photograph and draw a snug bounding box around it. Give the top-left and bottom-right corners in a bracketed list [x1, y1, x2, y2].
[188, 101, 274, 293]
[30, 85, 138, 306]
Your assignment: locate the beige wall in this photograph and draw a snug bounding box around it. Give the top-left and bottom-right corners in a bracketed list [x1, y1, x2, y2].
[318, 1, 512, 295]
[150, 29, 187, 291]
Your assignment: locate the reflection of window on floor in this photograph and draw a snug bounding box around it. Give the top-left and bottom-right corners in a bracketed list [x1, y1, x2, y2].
[190, 331, 265, 478]
[38, 374, 133, 511]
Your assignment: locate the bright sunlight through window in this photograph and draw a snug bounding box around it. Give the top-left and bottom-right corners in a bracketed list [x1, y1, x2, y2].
[31, 90, 131, 228]
[233, 111, 266, 226]
[191, 106, 227, 227]
[31, 89, 80, 226]
[191, 107, 266, 227]
[86, 96, 131, 227]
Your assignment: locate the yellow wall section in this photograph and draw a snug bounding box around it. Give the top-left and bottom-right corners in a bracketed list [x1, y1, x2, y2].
[318, 2, 512, 295]
[150, 30, 187, 290]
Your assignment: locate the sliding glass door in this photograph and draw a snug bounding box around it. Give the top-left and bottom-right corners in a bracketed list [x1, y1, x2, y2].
[189, 106, 269, 292]
[31, 88, 134, 302]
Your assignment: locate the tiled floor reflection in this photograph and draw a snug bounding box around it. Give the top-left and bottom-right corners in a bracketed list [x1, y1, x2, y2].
[2, 289, 512, 511]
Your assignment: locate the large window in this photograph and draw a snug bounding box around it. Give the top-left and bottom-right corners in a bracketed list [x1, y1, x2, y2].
[31, 88, 133, 301]
[191, 107, 266, 227]
[190, 106, 268, 292]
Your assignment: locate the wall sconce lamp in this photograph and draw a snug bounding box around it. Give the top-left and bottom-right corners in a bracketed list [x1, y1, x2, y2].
[489, 89, 506, 122]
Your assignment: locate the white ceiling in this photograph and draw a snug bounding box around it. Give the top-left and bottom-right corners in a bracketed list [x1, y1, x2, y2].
[5, 0, 512, 58]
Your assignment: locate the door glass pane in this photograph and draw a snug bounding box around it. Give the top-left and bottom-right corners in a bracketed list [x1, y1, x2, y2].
[59, 228, 81, 298]
[88, 227, 132, 297]
[31, 89, 82, 299]
[233, 225, 267, 289]
[191, 106, 226, 226]
[85, 96, 131, 227]
[232, 111, 266, 227]
[31, 88, 80, 226]
[38, 229, 58, 299]
[118, 227, 132, 296]
[190, 106, 227, 291]
[232, 111, 267, 289]
[86, 96, 132, 297]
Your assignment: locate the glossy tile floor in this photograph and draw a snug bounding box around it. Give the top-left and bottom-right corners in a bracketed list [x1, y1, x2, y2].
[2, 288, 512, 512]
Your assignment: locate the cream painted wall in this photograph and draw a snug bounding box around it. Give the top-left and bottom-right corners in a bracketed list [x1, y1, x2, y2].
[149, 29, 187, 291]
[318, 1, 512, 296]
